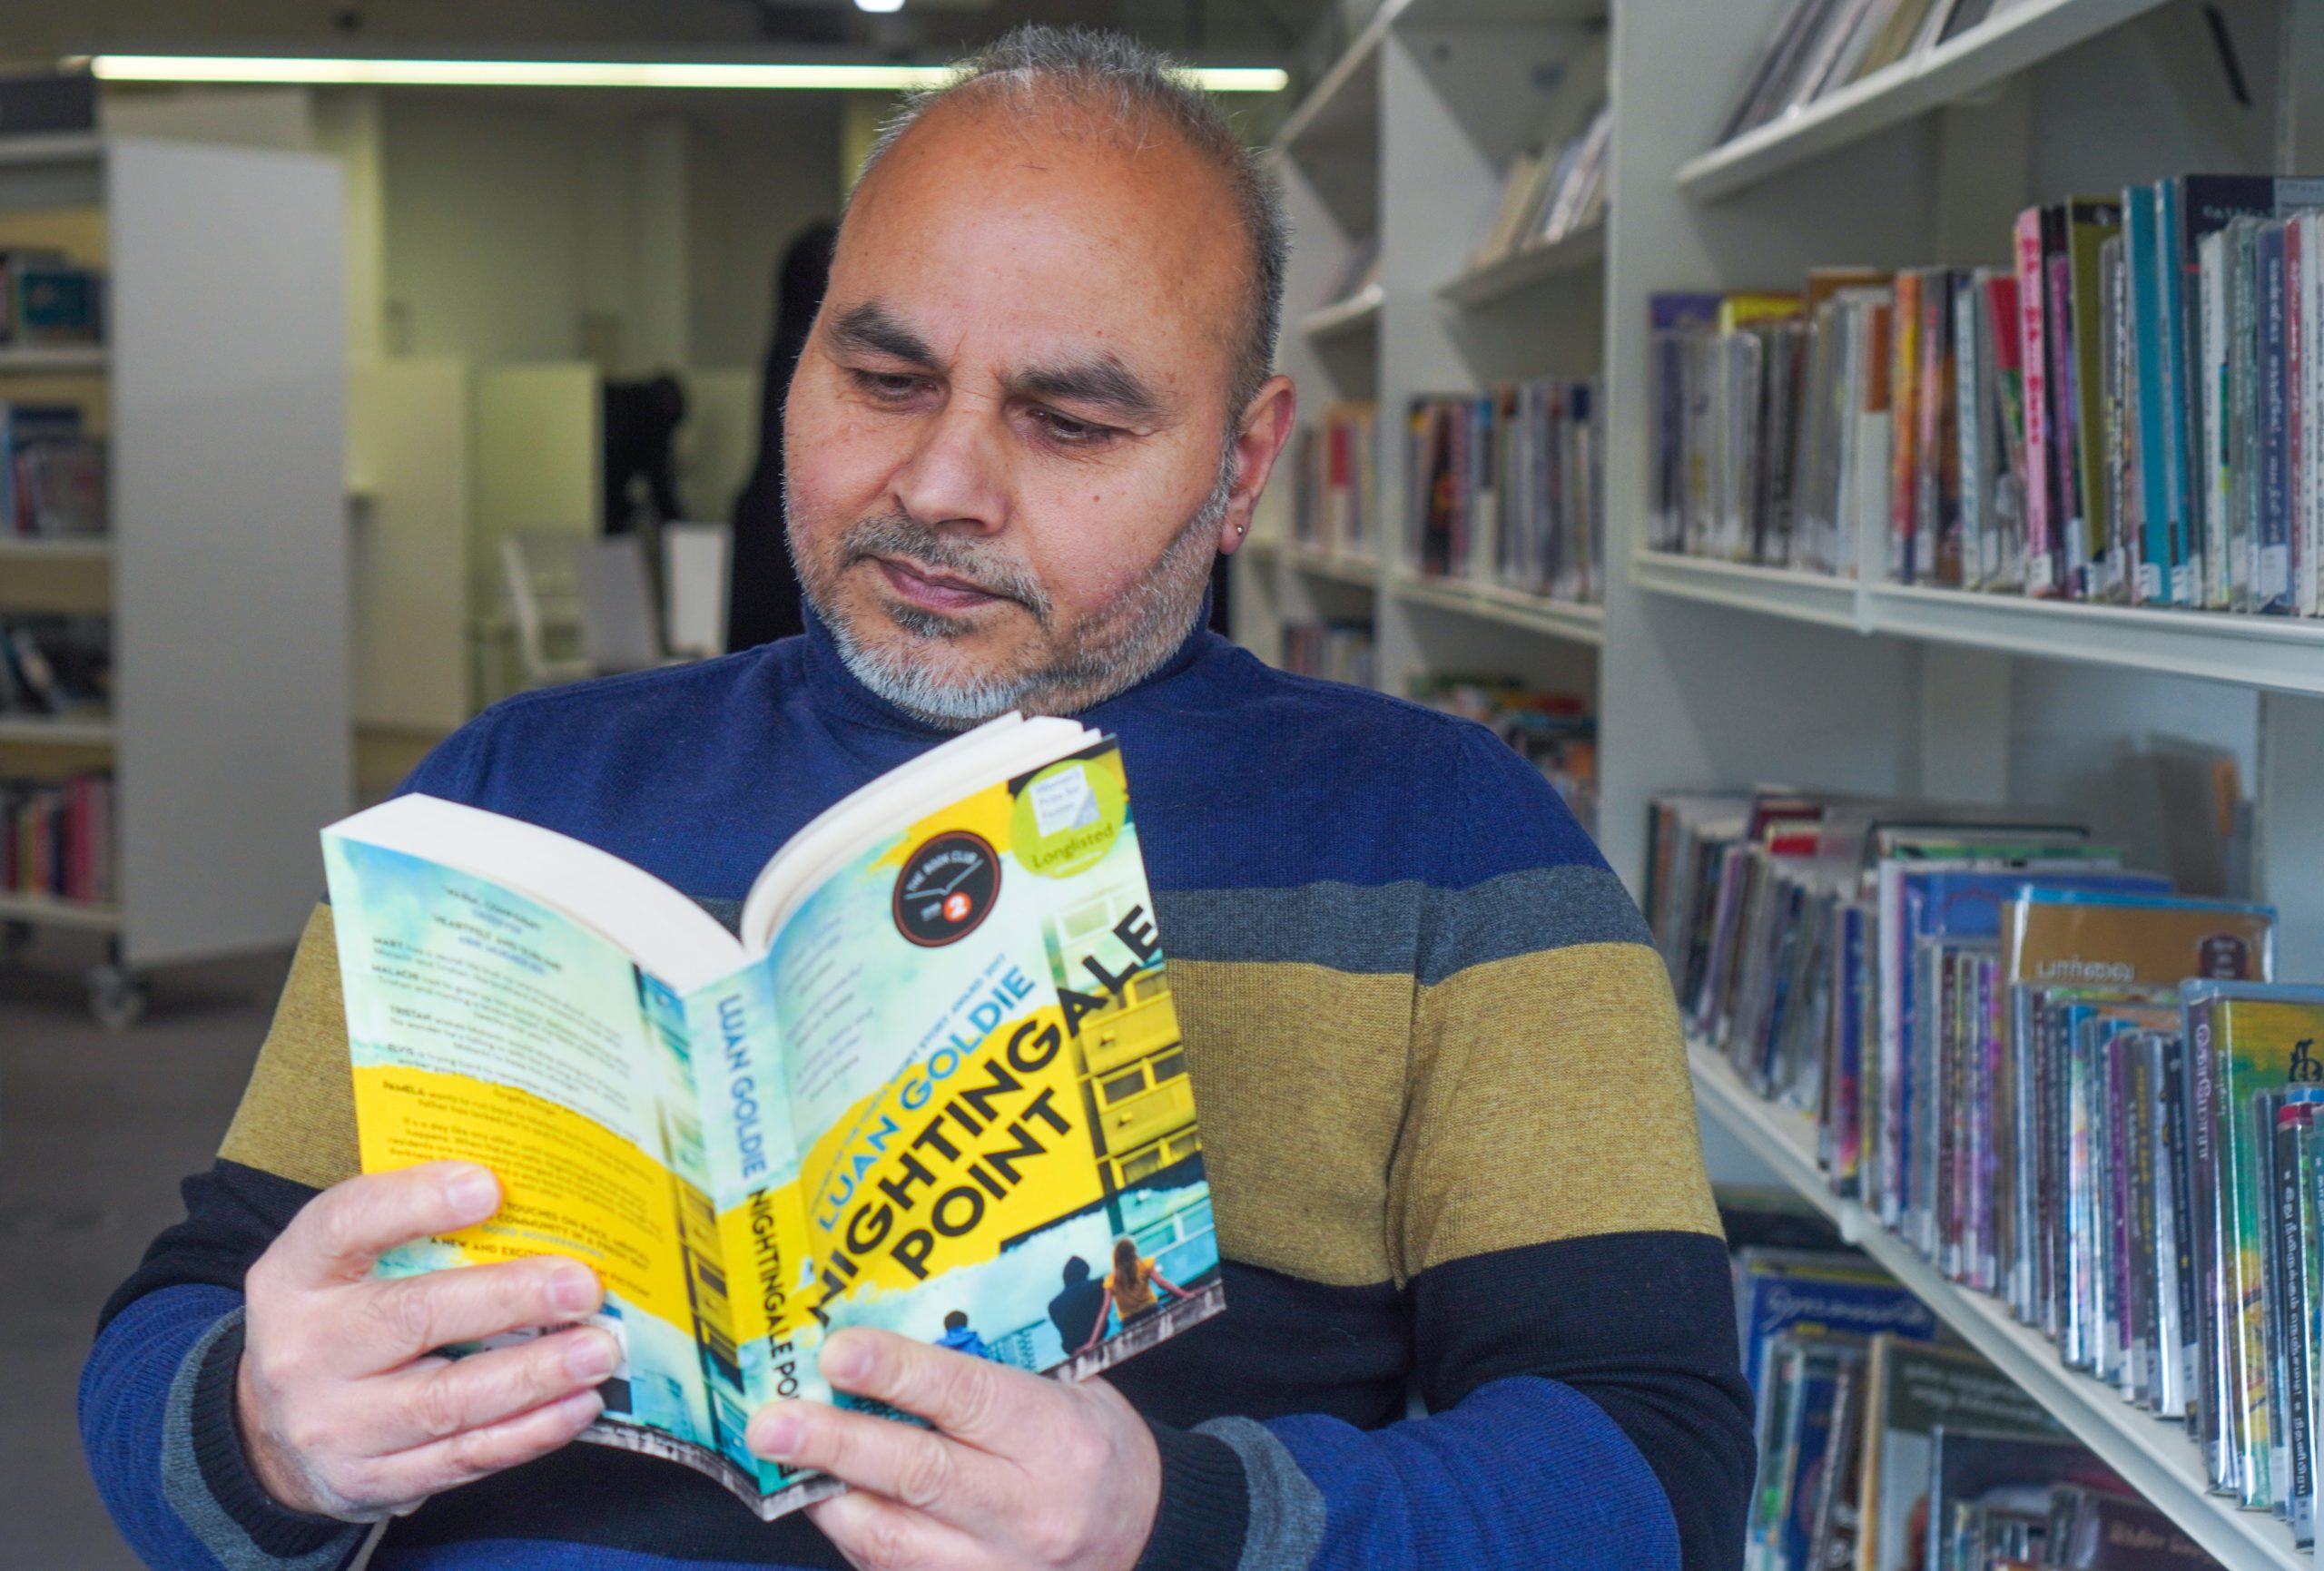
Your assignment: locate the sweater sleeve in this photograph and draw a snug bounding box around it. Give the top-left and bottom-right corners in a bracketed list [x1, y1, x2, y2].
[1137, 723, 1754, 1571]
[80, 907, 375, 1571]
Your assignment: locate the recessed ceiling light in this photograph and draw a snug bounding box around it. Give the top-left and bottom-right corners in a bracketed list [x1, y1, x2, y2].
[74, 54, 1288, 93]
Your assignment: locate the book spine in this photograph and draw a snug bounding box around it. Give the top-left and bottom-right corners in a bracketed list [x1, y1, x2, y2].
[2308, 213, 2324, 617]
[2046, 250, 2085, 596]
[1956, 277, 1987, 588]
[2016, 212, 2056, 594]
[2103, 236, 2133, 604]
[2261, 221, 2294, 613]
[2231, 224, 2261, 614]
[1890, 271, 1922, 583]
[2202, 230, 2232, 608]
[2163, 1033, 2198, 1420]
[2293, 216, 2313, 617]
[2071, 205, 2123, 595]
[2279, 1108, 2314, 1542]
[2186, 994, 2232, 1488]
[2130, 186, 2177, 604]
[1917, 275, 1951, 585]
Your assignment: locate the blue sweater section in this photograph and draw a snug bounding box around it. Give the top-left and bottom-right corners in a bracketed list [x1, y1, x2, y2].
[1272, 1379, 1679, 1571]
[83, 1287, 241, 1571]
[397, 610, 1612, 901]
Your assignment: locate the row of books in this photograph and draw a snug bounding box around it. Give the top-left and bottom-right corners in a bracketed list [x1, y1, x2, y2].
[0, 615, 110, 717]
[1281, 619, 1374, 687]
[1737, 1245, 2224, 1571]
[1409, 378, 1604, 604]
[4, 772, 113, 907]
[1718, 0, 2024, 147]
[1466, 101, 1610, 275]
[1289, 402, 1380, 558]
[1647, 173, 2324, 615]
[3, 402, 104, 537]
[1649, 788, 2324, 1540]
[1411, 676, 1595, 833]
[0, 250, 103, 348]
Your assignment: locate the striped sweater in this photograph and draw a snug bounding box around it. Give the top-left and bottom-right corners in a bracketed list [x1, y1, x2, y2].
[81, 610, 1752, 1571]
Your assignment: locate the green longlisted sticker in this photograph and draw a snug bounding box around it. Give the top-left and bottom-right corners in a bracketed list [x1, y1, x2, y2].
[1011, 759, 1125, 879]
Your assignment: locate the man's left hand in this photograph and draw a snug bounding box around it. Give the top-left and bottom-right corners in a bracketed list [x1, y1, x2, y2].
[747, 1330, 1160, 1571]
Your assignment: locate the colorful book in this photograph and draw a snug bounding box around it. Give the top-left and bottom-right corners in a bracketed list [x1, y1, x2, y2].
[320, 713, 1223, 1518]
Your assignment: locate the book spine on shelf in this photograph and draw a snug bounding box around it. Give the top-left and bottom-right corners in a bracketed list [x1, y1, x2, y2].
[2200, 228, 2231, 609]
[2128, 185, 2178, 605]
[2015, 211, 2056, 595]
[2259, 220, 2293, 614]
[1890, 270, 1922, 584]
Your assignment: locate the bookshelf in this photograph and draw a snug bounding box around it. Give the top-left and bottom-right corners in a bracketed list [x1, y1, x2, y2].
[1689, 1044, 2306, 1571]
[1436, 221, 1604, 309]
[0, 136, 349, 1026]
[1238, 0, 2324, 1558]
[1234, 0, 1610, 704]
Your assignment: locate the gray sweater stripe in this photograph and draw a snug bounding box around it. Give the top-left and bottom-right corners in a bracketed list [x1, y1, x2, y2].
[161, 1308, 365, 1571]
[1195, 1417, 1326, 1571]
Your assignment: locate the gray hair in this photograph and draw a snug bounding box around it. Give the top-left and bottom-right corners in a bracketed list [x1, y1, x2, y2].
[851, 25, 1289, 420]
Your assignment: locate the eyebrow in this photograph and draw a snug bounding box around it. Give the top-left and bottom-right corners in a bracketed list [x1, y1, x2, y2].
[828, 302, 938, 367]
[830, 299, 1167, 428]
[1009, 358, 1167, 427]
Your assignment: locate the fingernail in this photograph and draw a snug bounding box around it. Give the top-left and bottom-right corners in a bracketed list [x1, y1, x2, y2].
[566, 1330, 619, 1381]
[753, 1413, 802, 1459]
[822, 1335, 872, 1385]
[446, 1167, 497, 1220]
[558, 1388, 605, 1426]
[550, 1263, 599, 1316]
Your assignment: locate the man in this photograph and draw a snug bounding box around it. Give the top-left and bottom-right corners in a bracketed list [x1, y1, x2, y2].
[82, 26, 1751, 1571]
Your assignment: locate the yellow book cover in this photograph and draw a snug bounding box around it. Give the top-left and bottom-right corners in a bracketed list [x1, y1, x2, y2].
[321, 713, 1222, 1518]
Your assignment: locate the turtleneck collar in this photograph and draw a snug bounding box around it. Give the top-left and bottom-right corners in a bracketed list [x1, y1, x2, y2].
[793, 589, 1225, 739]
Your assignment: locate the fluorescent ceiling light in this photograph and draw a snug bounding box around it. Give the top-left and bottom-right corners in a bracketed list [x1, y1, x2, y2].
[853, 0, 908, 13]
[77, 54, 1287, 93]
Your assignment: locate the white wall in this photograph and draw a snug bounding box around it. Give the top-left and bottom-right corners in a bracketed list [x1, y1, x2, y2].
[376, 92, 842, 376]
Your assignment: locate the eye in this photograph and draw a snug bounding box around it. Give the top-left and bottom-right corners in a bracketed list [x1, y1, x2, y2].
[1027, 407, 1118, 448]
[849, 368, 930, 403]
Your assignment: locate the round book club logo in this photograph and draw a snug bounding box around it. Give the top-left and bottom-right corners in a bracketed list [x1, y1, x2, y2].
[893, 830, 1001, 947]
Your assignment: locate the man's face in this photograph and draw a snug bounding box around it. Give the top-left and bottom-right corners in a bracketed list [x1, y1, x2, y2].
[783, 97, 1284, 724]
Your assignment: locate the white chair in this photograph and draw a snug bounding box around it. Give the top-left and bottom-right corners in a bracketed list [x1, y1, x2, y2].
[659, 521, 733, 659]
[501, 532, 678, 688]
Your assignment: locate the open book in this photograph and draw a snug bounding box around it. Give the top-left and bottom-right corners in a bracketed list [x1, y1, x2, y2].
[320, 714, 1224, 1518]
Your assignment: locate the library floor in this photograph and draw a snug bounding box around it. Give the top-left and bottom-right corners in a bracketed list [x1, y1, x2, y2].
[0, 933, 292, 1571]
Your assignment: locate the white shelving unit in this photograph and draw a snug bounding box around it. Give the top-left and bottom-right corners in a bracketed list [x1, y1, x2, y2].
[1238, 0, 2324, 1558]
[1301, 281, 1384, 340]
[1233, 0, 1610, 704]
[0, 135, 350, 1024]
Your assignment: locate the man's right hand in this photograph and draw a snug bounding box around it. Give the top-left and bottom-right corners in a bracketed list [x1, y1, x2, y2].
[236, 1160, 620, 1522]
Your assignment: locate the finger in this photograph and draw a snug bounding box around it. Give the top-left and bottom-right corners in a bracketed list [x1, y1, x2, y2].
[371, 1326, 620, 1451]
[348, 1254, 603, 1370]
[808, 1488, 982, 1571]
[279, 1164, 502, 1288]
[818, 1329, 1039, 1452]
[748, 1399, 1009, 1528]
[359, 1387, 605, 1508]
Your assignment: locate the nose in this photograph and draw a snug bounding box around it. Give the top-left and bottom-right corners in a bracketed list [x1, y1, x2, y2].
[891, 395, 1009, 536]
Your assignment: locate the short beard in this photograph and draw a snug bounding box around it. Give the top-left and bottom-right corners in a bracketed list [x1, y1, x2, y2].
[791, 448, 1236, 729]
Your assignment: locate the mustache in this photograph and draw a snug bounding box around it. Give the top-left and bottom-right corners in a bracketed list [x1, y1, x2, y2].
[841, 513, 1052, 621]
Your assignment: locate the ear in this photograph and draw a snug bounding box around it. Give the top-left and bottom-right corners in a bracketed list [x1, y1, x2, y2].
[1216, 374, 1298, 555]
